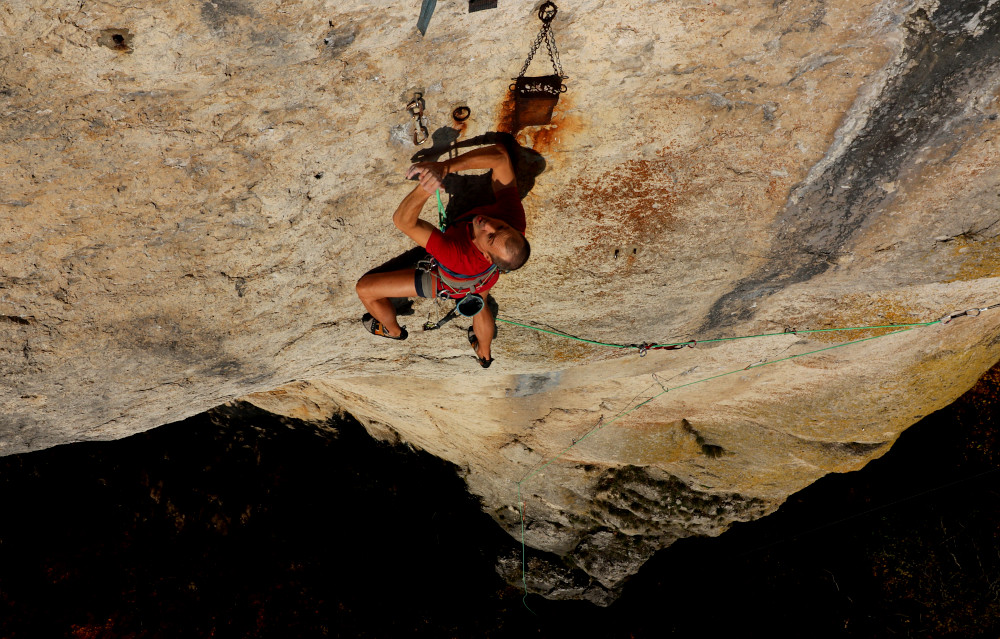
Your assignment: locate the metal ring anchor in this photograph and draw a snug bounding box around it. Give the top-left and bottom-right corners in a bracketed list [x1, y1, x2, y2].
[538, 1, 557, 23]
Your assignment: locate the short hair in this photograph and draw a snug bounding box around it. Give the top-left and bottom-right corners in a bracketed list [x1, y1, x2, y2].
[491, 231, 531, 272]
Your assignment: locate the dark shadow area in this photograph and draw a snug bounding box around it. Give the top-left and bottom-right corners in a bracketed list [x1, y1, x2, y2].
[0, 405, 526, 639]
[363, 246, 428, 276]
[1, 370, 995, 636]
[410, 131, 546, 226]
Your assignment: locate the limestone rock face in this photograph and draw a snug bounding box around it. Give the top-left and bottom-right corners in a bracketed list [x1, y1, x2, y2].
[3, 0, 1000, 603]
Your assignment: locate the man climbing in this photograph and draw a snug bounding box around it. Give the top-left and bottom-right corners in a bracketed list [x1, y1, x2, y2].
[355, 143, 530, 368]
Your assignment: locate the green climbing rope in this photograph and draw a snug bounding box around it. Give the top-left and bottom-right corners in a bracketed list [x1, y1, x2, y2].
[515, 327, 919, 486]
[501, 302, 998, 606]
[436, 188, 446, 231]
[512, 323, 932, 606]
[495, 316, 940, 353]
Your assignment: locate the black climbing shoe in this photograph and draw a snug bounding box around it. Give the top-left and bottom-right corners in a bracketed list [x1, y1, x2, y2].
[362, 313, 408, 340]
[468, 326, 494, 368]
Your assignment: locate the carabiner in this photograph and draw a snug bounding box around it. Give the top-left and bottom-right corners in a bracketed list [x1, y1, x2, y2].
[406, 92, 429, 145]
[413, 121, 429, 145]
[940, 308, 981, 324]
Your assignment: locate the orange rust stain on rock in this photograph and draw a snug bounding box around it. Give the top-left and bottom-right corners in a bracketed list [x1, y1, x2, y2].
[519, 94, 581, 156]
[766, 177, 784, 200]
[496, 88, 518, 134]
[946, 235, 1000, 282]
[496, 89, 580, 152]
[527, 125, 558, 151]
[567, 153, 695, 250]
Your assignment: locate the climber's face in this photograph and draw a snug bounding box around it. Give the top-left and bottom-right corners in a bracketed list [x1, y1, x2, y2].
[471, 215, 518, 261]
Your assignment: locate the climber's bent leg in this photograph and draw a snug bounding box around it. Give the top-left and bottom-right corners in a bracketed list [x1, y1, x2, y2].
[355, 269, 418, 338]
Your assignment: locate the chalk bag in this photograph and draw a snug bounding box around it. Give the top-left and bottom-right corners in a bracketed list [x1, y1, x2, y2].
[510, 1, 567, 129]
[456, 293, 485, 317]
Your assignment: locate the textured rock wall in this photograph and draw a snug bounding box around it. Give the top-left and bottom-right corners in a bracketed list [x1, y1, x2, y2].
[3, 0, 1000, 602]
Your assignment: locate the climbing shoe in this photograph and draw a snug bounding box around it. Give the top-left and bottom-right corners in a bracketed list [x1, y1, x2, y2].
[468, 326, 494, 369]
[362, 313, 408, 340]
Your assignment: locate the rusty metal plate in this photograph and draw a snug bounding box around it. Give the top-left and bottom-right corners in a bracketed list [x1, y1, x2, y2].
[512, 75, 565, 128]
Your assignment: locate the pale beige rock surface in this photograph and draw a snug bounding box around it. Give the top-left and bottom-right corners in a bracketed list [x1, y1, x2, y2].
[2, 0, 999, 602]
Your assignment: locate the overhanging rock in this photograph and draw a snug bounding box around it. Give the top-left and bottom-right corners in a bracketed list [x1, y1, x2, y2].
[2, 0, 999, 602]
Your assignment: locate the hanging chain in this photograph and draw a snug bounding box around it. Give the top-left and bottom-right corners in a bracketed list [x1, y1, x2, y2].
[517, 24, 548, 77]
[516, 2, 564, 79]
[544, 24, 564, 77]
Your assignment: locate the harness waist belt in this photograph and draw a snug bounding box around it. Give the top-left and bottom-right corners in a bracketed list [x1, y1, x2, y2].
[422, 259, 498, 298]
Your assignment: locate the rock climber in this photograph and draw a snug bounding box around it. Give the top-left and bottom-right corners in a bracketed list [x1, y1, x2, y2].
[355, 143, 530, 368]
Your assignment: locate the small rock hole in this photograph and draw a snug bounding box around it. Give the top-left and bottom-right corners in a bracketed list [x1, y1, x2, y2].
[701, 444, 725, 459]
[98, 28, 133, 53]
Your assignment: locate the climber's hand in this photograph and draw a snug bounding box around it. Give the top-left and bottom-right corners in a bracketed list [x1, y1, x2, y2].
[407, 161, 448, 191]
[405, 165, 443, 195]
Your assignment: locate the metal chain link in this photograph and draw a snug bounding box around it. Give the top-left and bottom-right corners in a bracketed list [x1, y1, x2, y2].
[516, 3, 564, 79]
[517, 26, 548, 77]
[544, 27, 564, 77]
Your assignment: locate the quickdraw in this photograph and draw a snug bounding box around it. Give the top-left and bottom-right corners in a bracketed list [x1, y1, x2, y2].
[406, 92, 429, 145]
[938, 301, 1000, 324]
[636, 340, 697, 357]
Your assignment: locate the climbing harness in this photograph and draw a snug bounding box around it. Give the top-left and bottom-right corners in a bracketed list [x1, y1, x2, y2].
[434, 260, 498, 298]
[406, 92, 429, 145]
[510, 1, 567, 129]
[417, 256, 496, 330]
[418, 256, 497, 299]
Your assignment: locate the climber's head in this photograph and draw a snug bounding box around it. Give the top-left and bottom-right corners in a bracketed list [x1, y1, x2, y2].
[471, 214, 530, 272]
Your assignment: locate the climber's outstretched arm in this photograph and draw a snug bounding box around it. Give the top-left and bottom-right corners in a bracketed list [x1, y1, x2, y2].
[411, 144, 516, 194]
[392, 167, 441, 247]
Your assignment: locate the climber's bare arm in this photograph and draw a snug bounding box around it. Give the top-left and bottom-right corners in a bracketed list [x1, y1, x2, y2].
[392, 167, 441, 247]
[409, 144, 515, 194]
